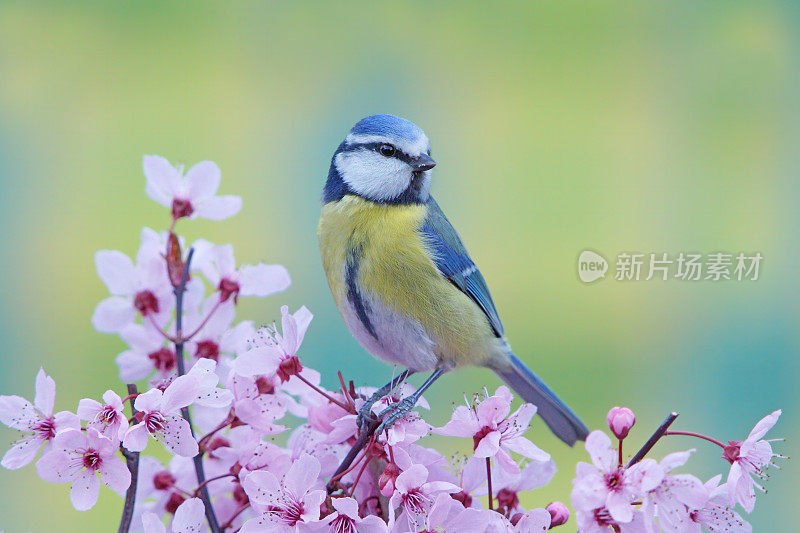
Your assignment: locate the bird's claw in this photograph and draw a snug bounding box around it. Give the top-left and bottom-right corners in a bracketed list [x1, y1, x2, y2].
[375, 397, 417, 437]
[356, 391, 384, 434]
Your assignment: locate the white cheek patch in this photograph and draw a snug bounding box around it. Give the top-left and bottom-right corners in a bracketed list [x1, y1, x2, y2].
[345, 133, 430, 158]
[335, 150, 413, 201]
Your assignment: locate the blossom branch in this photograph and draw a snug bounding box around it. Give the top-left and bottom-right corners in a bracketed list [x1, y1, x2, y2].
[328, 418, 381, 493]
[172, 248, 221, 533]
[117, 384, 140, 533]
[627, 411, 679, 467]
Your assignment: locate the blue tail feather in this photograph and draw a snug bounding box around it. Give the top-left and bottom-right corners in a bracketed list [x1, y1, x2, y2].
[492, 352, 589, 446]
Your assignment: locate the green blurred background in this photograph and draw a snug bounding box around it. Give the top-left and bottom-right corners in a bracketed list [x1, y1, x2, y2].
[0, 1, 797, 531]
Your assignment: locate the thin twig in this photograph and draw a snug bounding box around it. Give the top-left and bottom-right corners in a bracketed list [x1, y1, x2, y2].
[182, 299, 223, 341]
[665, 430, 726, 449]
[195, 473, 237, 495]
[174, 249, 221, 533]
[348, 449, 374, 496]
[486, 457, 493, 511]
[117, 384, 140, 533]
[221, 504, 250, 530]
[198, 415, 235, 450]
[295, 372, 352, 412]
[627, 412, 679, 467]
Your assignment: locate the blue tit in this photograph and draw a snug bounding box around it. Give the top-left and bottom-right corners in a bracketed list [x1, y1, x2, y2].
[317, 114, 589, 445]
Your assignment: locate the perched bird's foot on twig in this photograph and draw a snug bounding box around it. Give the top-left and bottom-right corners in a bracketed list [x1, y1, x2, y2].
[375, 396, 418, 436]
[356, 390, 384, 434]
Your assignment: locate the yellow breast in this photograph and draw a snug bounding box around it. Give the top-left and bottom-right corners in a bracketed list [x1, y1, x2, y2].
[317, 195, 495, 367]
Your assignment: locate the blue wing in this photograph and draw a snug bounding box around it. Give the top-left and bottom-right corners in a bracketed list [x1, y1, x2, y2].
[421, 196, 504, 337]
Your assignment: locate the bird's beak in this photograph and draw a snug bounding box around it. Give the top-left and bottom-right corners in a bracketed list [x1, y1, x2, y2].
[411, 153, 437, 172]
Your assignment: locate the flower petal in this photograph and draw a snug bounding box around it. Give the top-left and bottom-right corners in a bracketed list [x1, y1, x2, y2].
[70, 469, 101, 511]
[184, 161, 221, 200]
[585, 430, 616, 472]
[0, 395, 40, 430]
[133, 388, 163, 413]
[2, 436, 44, 469]
[746, 409, 781, 442]
[242, 470, 281, 506]
[195, 195, 242, 220]
[141, 512, 167, 533]
[161, 375, 200, 413]
[95, 250, 138, 295]
[284, 454, 321, 497]
[76, 398, 103, 421]
[172, 497, 207, 532]
[92, 297, 136, 333]
[233, 346, 281, 377]
[122, 423, 150, 453]
[239, 264, 291, 298]
[473, 430, 501, 458]
[143, 155, 181, 206]
[157, 417, 198, 457]
[99, 455, 131, 493]
[503, 435, 550, 462]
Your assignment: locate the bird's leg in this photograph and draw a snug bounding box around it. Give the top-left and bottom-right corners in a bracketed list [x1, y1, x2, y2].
[376, 367, 446, 436]
[357, 369, 412, 433]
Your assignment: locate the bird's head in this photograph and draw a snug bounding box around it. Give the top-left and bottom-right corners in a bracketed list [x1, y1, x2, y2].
[323, 114, 436, 204]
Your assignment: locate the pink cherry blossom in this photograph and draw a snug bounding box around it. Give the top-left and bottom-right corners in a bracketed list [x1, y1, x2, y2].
[193, 239, 290, 303]
[312, 496, 388, 533]
[184, 294, 256, 365]
[571, 430, 663, 524]
[0, 368, 80, 469]
[575, 506, 651, 533]
[241, 453, 326, 532]
[220, 426, 292, 481]
[485, 455, 557, 515]
[227, 375, 288, 435]
[387, 464, 459, 531]
[641, 449, 708, 531]
[724, 409, 783, 513]
[77, 390, 130, 440]
[399, 492, 490, 533]
[134, 455, 203, 522]
[434, 386, 550, 474]
[685, 476, 752, 533]
[511, 507, 552, 532]
[143, 155, 242, 221]
[36, 428, 130, 511]
[122, 376, 201, 457]
[92, 228, 174, 333]
[186, 358, 234, 409]
[234, 305, 313, 380]
[116, 323, 176, 381]
[141, 497, 206, 533]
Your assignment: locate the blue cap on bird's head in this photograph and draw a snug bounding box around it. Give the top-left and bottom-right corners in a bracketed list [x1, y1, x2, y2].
[324, 114, 436, 205]
[350, 114, 426, 146]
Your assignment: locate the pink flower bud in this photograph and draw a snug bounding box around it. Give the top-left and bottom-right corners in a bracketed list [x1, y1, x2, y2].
[607, 406, 636, 440]
[546, 501, 570, 528]
[378, 462, 400, 492]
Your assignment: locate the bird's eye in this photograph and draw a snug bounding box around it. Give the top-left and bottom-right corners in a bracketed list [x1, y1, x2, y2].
[378, 144, 396, 157]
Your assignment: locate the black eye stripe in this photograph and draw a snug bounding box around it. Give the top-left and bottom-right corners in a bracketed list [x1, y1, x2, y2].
[345, 142, 416, 164]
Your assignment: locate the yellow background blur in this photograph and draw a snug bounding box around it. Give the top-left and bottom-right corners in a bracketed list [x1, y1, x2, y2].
[0, 2, 797, 531]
